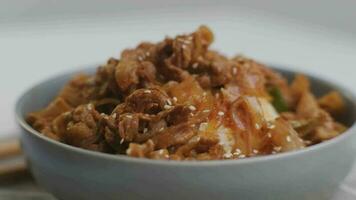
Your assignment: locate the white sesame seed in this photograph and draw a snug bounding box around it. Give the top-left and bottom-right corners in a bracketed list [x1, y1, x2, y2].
[192, 63, 199, 69]
[166, 99, 172, 106]
[144, 90, 151, 94]
[190, 113, 194, 117]
[120, 138, 124, 144]
[143, 128, 148, 133]
[224, 152, 233, 158]
[238, 154, 246, 158]
[218, 111, 225, 116]
[126, 115, 133, 119]
[273, 146, 282, 152]
[164, 105, 172, 110]
[203, 109, 210, 113]
[159, 127, 164, 132]
[190, 124, 196, 128]
[199, 122, 208, 131]
[267, 132, 272, 138]
[269, 124, 276, 129]
[188, 105, 197, 111]
[267, 122, 276, 129]
[112, 113, 117, 119]
[172, 97, 178, 102]
[126, 148, 132, 154]
[100, 113, 106, 117]
[255, 123, 261, 129]
[87, 104, 93, 111]
[234, 149, 242, 155]
[286, 136, 292, 142]
[232, 67, 237, 75]
[252, 149, 259, 154]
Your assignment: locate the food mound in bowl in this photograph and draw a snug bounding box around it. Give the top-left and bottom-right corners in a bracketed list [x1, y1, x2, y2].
[27, 26, 346, 160]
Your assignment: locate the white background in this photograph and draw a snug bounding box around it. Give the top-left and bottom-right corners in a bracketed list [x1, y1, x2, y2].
[0, 0, 356, 197]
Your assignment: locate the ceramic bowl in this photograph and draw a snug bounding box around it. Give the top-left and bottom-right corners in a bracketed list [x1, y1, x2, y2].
[15, 65, 356, 200]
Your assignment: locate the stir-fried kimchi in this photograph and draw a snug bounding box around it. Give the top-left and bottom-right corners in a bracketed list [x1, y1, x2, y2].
[27, 26, 346, 160]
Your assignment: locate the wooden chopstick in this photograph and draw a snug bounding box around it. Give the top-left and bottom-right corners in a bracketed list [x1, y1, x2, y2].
[0, 161, 27, 177]
[0, 139, 22, 159]
[0, 138, 27, 178]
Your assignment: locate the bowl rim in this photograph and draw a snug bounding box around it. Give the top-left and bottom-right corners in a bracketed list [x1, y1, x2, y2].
[15, 64, 356, 167]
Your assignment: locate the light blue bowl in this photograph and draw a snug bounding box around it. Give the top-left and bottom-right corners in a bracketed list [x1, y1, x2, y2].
[15, 65, 356, 200]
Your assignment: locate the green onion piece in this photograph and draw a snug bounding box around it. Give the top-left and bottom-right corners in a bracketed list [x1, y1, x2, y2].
[269, 87, 289, 113]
